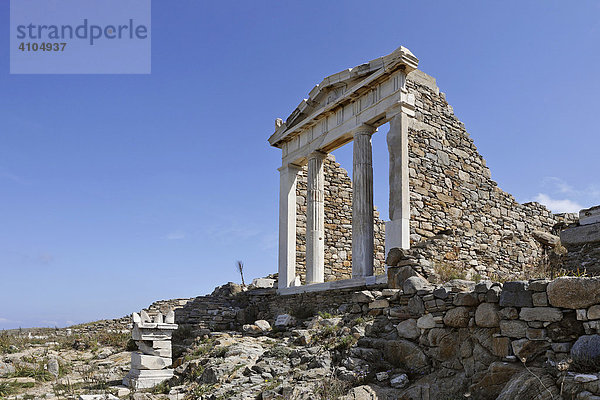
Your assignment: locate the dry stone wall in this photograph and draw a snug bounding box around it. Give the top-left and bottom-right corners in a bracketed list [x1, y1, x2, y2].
[237, 276, 600, 399]
[295, 155, 385, 283]
[401, 70, 557, 280]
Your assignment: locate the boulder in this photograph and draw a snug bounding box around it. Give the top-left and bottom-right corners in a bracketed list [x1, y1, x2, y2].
[532, 230, 560, 247]
[390, 373, 408, 388]
[255, 320, 272, 332]
[407, 296, 425, 315]
[519, 307, 562, 322]
[387, 266, 418, 289]
[353, 291, 375, 303]
[574, 374, 599, 383]
[383, 339, 429, 373]
[250, 278, 275, 289]
[443, 307, 471, 328]
[499, 289, 532, 308]
[47, 358, 59, 377]
[340, 385, 380, 400]
[428, 329, 461, 361]
[547, 277, 600, 309]
[396, 319, 420, 340]
[0, 361, 15, 377]
[475, 281, 493, 293]
[375, 371, 389, 382]
[475, 303, 500, 327]
[511, 339, 550, 362]
[453, 292, 479, 306]
[571, 335, 600, 371]
[529, 279, 550, 292]
[416, 314, 435, 329]
[385, 247, 410, 266]
[368, 299, 389, 309]
[403, 276, 431, 295]
[469, 361, 524, 400]
[495, 369, 559, 400]
[446, 279, 476, 292]
[242, 324, 262, 334]
[499, 320, 527, 338]
[485, 286, 502, 302]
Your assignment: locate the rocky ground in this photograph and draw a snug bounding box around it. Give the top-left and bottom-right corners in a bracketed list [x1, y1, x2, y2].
[0, 327, 134, 399]
[1, 316, 397, 400]
[4, 289, 600, 400]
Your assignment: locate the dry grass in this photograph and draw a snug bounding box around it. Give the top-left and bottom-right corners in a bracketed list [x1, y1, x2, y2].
[434, 261, 467, 281]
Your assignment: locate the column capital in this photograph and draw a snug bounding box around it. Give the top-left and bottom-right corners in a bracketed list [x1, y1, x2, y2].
[307, 150, 327, 161]
[352, 124, 377, 138]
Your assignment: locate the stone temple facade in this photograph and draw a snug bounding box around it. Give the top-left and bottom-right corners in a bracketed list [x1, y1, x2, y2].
[269, 46, 557, 292]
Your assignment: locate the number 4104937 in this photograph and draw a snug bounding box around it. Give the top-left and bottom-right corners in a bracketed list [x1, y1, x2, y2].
[18, 42, 67, 51]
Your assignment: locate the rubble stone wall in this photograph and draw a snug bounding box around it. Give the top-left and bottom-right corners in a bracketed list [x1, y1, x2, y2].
[236, 276, 600, 399]
[295, 155, 386, 283]
[402, 70, 557, 280]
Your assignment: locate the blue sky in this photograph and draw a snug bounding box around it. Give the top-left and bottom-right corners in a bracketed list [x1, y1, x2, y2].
[1, 1, 599, 329]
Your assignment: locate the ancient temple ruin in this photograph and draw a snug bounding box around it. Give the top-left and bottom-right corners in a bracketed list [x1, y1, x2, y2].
[269, 46, 557, 293]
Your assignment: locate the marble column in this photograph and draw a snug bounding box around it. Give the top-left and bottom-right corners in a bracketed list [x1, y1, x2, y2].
[278, 163, 301, 289]
[306, 151, 326, 284]
[386, 107, 412, 255]
[352, 125, 376, 278]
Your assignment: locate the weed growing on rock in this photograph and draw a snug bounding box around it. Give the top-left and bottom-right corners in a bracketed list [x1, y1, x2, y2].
[266, 345, 292, 359]
[313, 375, 350, 399]
[11, 362, 54, 382]
[434, 261, 467, 281]
[151, 380, 170, 394]
[317, 311, 335, 319]
[334, 335, 358, 351]
[0, 382, 15, 397]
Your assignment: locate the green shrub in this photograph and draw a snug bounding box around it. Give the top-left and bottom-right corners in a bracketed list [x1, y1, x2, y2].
[151, 380, 170, 394]
[266, 345, 292, 359]
[334, 335, 357, 351]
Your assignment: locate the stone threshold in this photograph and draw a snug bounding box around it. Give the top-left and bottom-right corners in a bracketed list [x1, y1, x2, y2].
[277, 274, 387, 296]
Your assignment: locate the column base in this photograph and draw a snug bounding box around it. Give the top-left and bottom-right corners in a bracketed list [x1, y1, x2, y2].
[385, 219, 410, 258]
[123, 369, 174, 389]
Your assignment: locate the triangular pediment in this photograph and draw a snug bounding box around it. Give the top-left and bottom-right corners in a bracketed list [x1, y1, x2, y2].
[269, 46, 418, 147]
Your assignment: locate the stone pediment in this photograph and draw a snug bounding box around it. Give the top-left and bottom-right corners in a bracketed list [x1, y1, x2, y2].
[269, 46, 418, 148]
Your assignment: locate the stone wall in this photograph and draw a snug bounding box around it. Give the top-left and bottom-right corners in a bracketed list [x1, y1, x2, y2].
[236, 275, 600, 399]
[295, 155, 386, 283]
[558, 206, 600, 275]
[403, 70, 557, 280]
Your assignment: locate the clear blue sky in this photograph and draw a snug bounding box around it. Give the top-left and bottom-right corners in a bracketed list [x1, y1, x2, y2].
[1, 1, 599, 329]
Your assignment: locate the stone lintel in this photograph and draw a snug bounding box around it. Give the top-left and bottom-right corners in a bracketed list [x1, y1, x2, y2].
[580, 205, 600, 226]
[561, 223, 600, 245]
